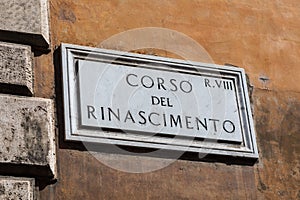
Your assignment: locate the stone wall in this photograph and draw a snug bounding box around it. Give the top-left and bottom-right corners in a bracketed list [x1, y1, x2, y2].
[0, 0, 299, 199]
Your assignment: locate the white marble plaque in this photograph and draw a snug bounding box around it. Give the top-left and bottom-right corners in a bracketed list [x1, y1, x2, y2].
[61, 43, 258, 160]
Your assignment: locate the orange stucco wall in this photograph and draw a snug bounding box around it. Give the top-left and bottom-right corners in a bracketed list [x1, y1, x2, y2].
[36, 1, 300, 199]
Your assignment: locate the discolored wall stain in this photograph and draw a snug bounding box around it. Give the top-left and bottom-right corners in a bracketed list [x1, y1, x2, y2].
[58, 4, 76, 24]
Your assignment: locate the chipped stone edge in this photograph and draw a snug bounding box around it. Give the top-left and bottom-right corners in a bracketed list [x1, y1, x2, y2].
[45, 99, 57, 180]
[23, 43, 34, 95]
[40, 0, 50, 46]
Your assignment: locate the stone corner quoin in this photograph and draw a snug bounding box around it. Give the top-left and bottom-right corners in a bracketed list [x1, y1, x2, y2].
[0, 94, 56, 179]
[0, 0, 50, 48]
[0, 177, 35, 200]
[0, 42, 34, 95]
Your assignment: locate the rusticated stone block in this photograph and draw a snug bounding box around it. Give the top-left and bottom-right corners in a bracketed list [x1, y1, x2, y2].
[0, 94, 56, 179]
[0, 42, 33, 95]
[0, 0, 50, 48]
[0, 177, 34, 200]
